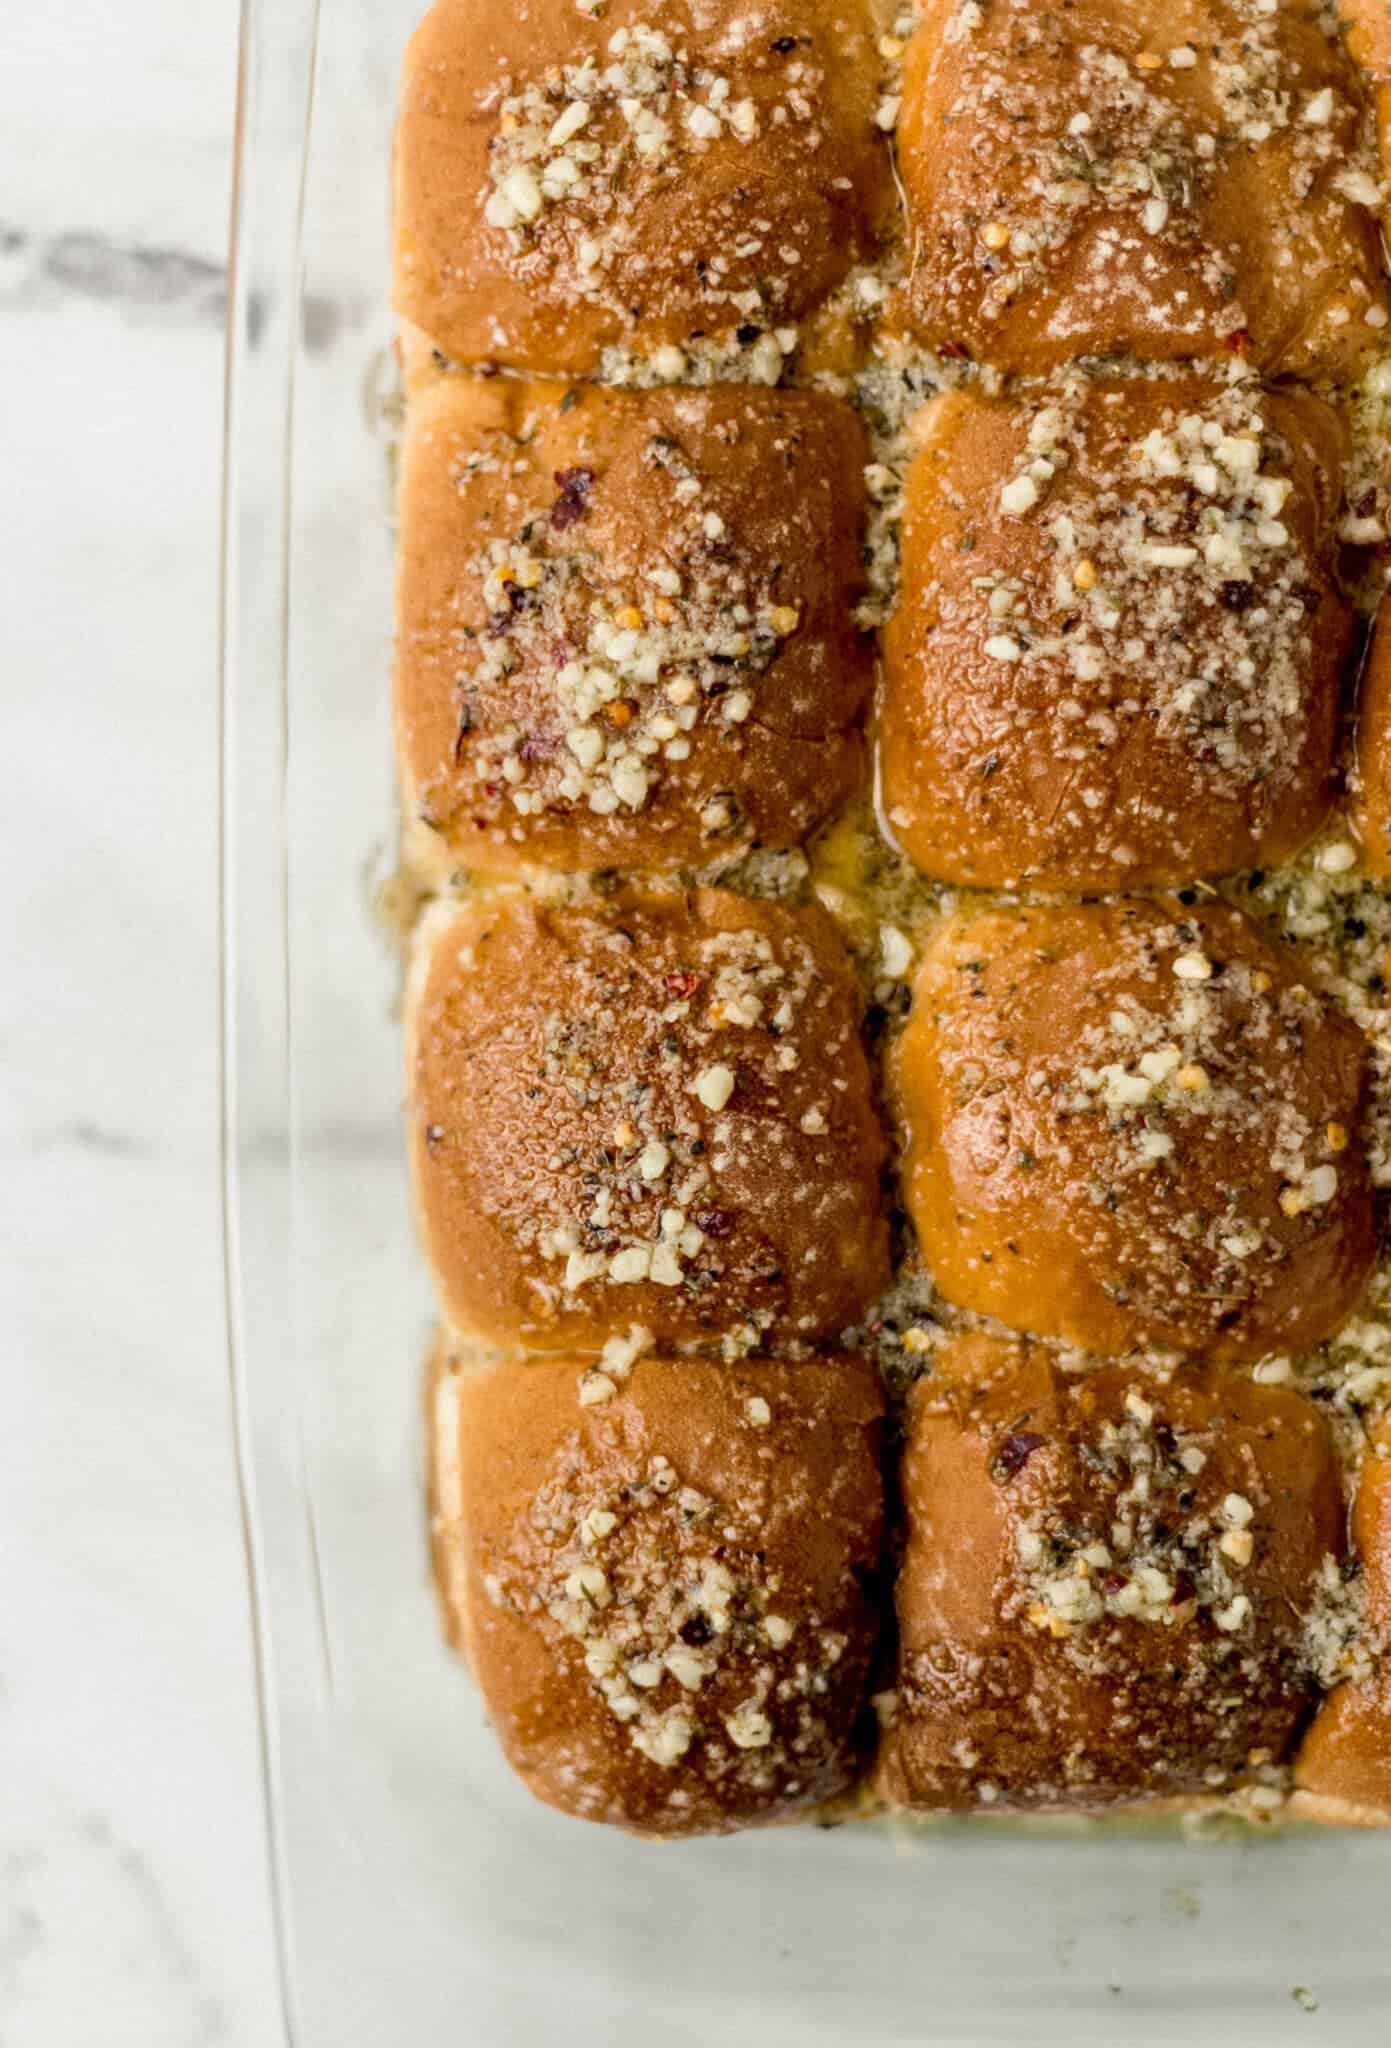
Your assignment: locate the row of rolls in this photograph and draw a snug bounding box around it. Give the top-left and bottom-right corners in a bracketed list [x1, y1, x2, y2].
[395, 0, 1391, 1833]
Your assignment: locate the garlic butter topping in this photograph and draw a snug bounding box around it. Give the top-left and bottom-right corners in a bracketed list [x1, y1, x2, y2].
[983, 380, 1323, 799]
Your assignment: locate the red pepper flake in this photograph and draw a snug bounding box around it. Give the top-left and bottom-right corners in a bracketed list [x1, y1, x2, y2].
[518, 731, 559, 762]
[550, 466, 595, 530]
[662, 971, 702, 1001]
[992, 1431, 1046, 1480]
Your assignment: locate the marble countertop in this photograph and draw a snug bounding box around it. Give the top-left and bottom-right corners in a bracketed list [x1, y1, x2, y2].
[4, 1, 283, 2039]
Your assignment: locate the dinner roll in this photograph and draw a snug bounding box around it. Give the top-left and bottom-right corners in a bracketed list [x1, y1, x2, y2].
[876, 1334, 1344, 1812]
[879, 375, 1352, 890]
[1292, 1427, 1391, 1827]
[409, 887, 889, 1350]
[395, 0, 892, 376]
[895, 0, 1389, 377]
[397, 376, 870, 876]
[1352, 607, 1391, 873]
[891, 898, 1374, 1359]
[430, 1346, 885, 1834]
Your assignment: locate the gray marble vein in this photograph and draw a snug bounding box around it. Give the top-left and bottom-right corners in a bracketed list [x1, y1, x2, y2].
[0, 224, 225, 321]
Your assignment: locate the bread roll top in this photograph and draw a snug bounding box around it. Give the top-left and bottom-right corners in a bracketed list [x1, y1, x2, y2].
[880, 374, 1351, 890]
[408, 886, 889, 1351]
[432, 1346, 886, 1834]
[395, 0, 893, 375]
[878, 1334, 1345, 1812]
[895, 0, 1389, 376]
[397, 376, 871, 876]
[892, 896, 1375, 1360]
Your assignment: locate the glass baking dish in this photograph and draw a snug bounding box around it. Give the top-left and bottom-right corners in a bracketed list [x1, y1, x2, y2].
[220, 2, 1391, 2039]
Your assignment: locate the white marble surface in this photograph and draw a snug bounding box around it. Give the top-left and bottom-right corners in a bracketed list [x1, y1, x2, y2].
[3, 2, 283, 2039]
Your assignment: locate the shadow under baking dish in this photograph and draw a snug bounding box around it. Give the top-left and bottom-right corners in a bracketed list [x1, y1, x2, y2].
[220, 0, 1391, 2042]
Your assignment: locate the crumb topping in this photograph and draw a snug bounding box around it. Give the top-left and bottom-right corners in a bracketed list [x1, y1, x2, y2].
[1012, 1391, 1271, 1649]
[959, 378, 1332, 837]
[406, 386, 870, 866]
[447, 426, 809, 837]
[1299, 1552, 1381, 1691]
[474, 13, 866, 341]
[416, 893, 884, 1353]
[484, 26, 765, 256]
[1343, 357, 1391, 564]
[919, 905, 1364, 1347]
[530, 921, 822, 1308]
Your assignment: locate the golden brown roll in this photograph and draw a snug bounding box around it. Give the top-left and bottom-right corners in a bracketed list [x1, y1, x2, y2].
[1351, 607, 1391, 873]
[1292, 1426, 1391, 1827]
[397, 377, 870, 875]
[879, 376, 1352, 890]
[409, 887, 889, 1350]
[431, 1346, 885, 1835]
[395, 0, 892, 376]
[876, 1334, 1344, 1813]
[891, 898, 1374, 1360]
[895, 0, 1389, 378]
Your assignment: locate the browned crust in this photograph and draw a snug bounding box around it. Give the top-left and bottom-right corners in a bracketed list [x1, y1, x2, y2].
[435, 1348, 886, 1835]
[1293, 1431, 1391, 1823]
[877, 1334, 1345, 1813]
[407, 886, 889, 1350]
[425, 1335, 475, 1666]
[1351, 606, 1391, 873]
[1345, 0, 1391, 78]
[879, 377, 1352, 890]
[394, 0, 893, 375]
[396, 376, 871, 874]
[1286, 1788, 1391, 1827]
[1344, 0, 1391, 251]
[894, 0, 1389, 378]
[891, 897, 1375, 1360]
